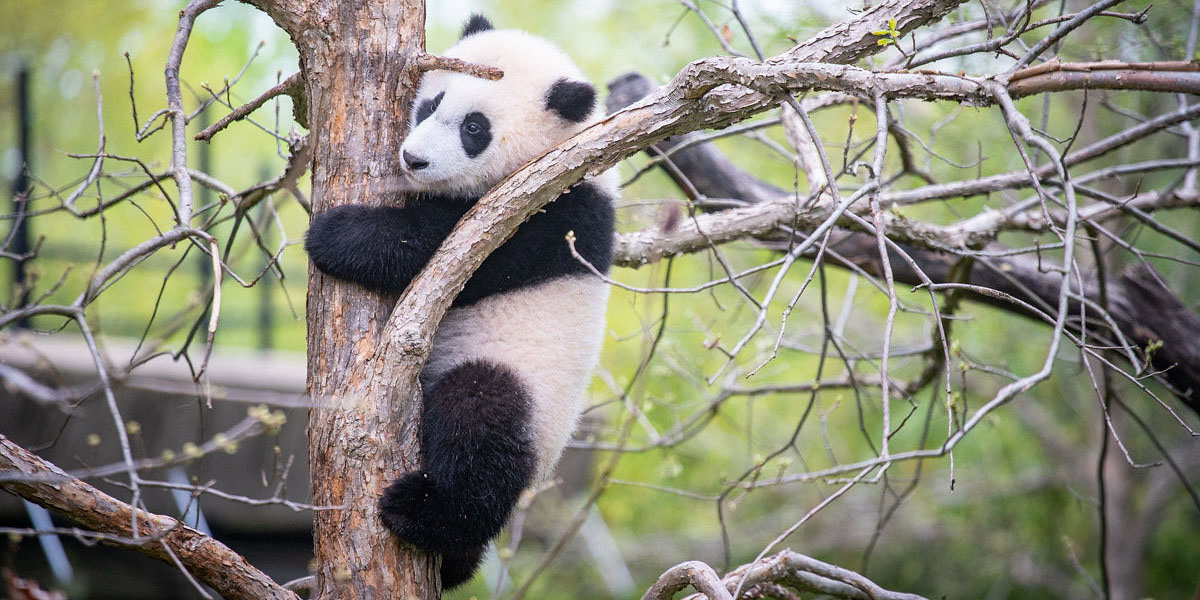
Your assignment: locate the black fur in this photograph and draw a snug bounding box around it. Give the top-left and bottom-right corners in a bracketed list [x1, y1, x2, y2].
[461, 14, 494, 39]
[303, 181, 615, 306]
[415, 91, 444, 125]
[305, 149, 615, 591]
[404, 150, 429, 171]
[379, 360, 536, 589]
[304, 199, 464, 295]
[460, 112, 492, 158]
[441, 545, 488, 590]
[546, 79, 596, 123]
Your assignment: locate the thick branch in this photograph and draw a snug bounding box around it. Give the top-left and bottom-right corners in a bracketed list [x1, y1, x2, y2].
[641, 561, 732, 600]
[0, 435, 297, 600]
[1009, 60, 1200, 98]
[783, 0, 972, 63]
[657, 551, 928, 600]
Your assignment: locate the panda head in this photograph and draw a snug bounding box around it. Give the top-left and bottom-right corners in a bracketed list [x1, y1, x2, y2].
[399, 16, 598, 196]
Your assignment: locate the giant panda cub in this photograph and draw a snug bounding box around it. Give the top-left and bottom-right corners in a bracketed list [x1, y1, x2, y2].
[303, 15, 614, 589]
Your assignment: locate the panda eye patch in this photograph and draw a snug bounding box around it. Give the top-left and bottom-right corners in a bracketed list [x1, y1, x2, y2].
[460, 112, 492, 158]
[415, 91, 445, 125]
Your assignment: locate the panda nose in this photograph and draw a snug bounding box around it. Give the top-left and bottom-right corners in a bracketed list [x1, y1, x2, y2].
[403, 150, 429, 171]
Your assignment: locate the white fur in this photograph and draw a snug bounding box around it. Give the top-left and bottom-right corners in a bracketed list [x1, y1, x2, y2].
[400, 29, 599, 196]
[422, 276, 609, 480]
[405, 26, 613, 480]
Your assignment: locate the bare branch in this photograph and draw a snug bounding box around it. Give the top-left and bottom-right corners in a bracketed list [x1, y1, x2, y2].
[641, 561, 732, 600]
[606, 70, 1200, 414]
[194, 71, 303, 142]
[0, 435, 298, 600]
[722, 550, 928, 600]
[414, 52, 504, 80]
[1009, 60, 1200, 98]
[783, 0, 973, 63]
[648, 551, 929, 600]
[164, 0, 222, 226]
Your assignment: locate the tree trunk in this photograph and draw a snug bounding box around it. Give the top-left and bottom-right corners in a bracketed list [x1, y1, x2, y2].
[294, 2, 439, 598]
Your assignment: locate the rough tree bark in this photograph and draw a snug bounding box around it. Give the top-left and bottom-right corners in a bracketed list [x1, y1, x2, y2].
[246, 1, 440, 597]
[4, 0, 1195, 598]
[300, 10, 440, 600]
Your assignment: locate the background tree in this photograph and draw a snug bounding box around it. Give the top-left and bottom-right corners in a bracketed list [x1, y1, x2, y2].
[0, 1, 1197, 599]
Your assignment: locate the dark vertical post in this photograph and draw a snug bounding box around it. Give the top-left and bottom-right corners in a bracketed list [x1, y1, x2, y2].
[8, 66, 32, 329]
[256, 167, 274, 351]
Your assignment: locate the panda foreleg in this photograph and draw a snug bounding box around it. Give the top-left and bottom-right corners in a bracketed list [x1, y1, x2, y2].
[379, 360, 536, 585]
[304, 203, 451, 293]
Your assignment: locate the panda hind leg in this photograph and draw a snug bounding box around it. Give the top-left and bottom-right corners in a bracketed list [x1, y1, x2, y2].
[379, 360, 537, 558]
[440, 543, 488, 590]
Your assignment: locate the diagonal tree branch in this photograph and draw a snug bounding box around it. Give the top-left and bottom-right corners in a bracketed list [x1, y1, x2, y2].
[641, 561, 732, 600]
[782, 0, 972, 63]
[194, 71, 303, 142]
[605, 71, 1200, 414]
[0, 435, 298, 600]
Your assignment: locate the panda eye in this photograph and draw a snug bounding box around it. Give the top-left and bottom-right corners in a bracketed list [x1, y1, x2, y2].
[415, 91, 445, 125]
[460, 112, 492, 158]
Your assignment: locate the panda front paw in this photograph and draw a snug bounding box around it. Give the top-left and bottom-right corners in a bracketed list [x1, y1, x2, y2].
[304, 208, 350, 278]
[379, 471, 447, 552]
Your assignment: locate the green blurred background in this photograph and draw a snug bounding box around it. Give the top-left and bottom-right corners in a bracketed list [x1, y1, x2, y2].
[1, 1, 1198, 599]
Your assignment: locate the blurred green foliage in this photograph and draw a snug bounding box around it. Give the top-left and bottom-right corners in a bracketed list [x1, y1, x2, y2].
[1, 1, 1198, 599]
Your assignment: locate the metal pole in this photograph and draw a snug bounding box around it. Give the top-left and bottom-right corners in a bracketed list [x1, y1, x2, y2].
[8, 66, 32, 329]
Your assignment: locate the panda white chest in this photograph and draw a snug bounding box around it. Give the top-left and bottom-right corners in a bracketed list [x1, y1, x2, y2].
[420, 275, 609, 480]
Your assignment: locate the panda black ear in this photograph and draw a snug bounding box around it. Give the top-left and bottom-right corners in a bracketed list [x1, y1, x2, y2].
[461, 14, 494, 39]
[546, 79, 596, 123]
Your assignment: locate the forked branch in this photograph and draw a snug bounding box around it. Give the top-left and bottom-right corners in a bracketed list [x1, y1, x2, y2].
[194, 71, 303, 141]
[640, 552, 928, 600]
